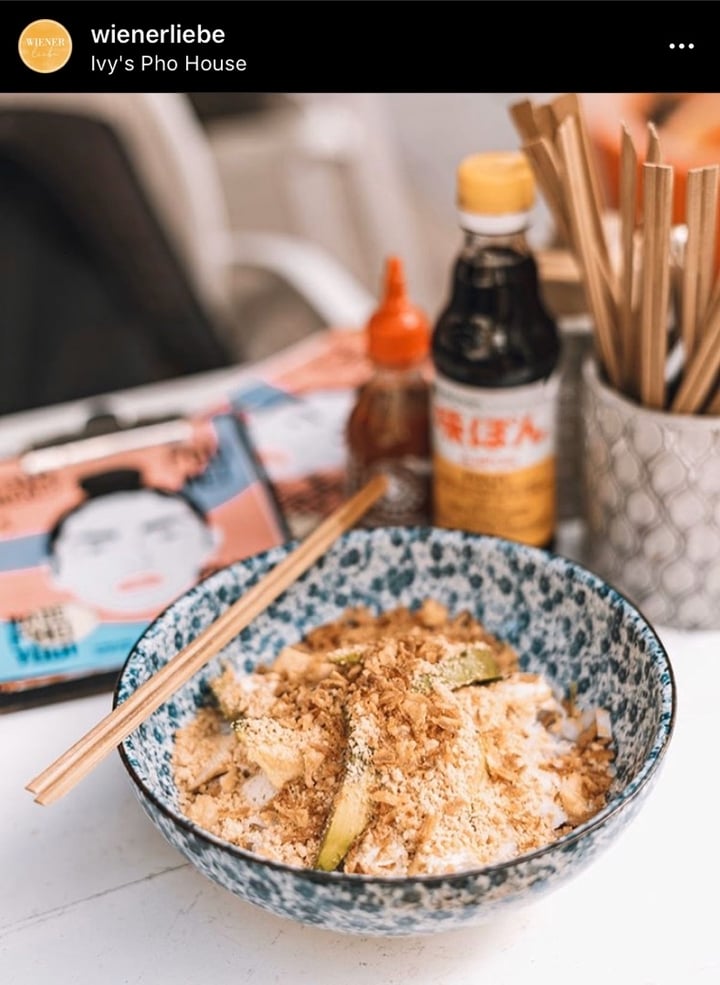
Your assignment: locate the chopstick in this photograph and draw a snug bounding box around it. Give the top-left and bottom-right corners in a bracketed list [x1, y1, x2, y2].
[26, 474, 388, 806]
[672, 292, 720, 413]
[681, 168, 704, 363]
[619, 124, 638, 392]
[522, 137, 570, 242]
[508, 100, 569, 242]
[556, 115, 622, 388]
[646, 122, 663, 164]
[697, 165, 719, 331]
[508, 98, 540, 143]
[639, 163, 673, 409]
[704, 383, 720, 414]
[551, 93, 608, 265]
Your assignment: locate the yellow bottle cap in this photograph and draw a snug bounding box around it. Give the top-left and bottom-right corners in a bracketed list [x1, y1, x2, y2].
[457, 151, 535, 215]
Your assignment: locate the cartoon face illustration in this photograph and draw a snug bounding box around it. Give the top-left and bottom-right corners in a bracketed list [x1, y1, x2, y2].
[248, 390, 354, 481]
[50, 488, 218, 614]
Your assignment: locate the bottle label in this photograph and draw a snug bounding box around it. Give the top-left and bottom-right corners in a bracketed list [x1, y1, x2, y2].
[431, 373, 559, 546]
[347, 455, 432, 528]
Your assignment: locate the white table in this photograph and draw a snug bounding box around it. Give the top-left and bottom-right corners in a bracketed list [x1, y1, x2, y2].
[2, 619, 717, 985]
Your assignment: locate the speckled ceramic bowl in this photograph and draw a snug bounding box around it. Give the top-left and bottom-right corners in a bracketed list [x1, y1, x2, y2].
[115, 527, 675, 936]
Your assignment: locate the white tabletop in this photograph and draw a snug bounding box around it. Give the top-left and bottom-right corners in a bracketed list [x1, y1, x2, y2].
[2, 618, 717, 985]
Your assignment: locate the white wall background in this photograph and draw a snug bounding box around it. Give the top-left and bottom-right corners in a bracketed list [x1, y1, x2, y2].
[207, 93, 558, 320]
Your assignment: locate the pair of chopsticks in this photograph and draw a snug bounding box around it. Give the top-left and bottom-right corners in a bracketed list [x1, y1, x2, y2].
[26, 475, 388, 806]
[510, 93, 720, 414]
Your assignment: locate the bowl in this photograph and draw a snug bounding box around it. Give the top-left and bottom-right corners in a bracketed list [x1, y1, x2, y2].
[115, 527, 675, 936]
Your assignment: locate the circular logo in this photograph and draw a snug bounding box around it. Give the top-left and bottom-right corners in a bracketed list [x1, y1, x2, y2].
[18, 19, 72, 73]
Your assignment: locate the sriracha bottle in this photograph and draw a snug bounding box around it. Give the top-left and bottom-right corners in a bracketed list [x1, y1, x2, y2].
[346, 256, 432, 528]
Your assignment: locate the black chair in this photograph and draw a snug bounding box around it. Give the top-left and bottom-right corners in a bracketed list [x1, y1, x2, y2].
[0, 93, 373, 419]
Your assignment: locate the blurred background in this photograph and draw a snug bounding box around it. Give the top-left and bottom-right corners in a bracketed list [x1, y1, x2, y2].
[0, 91, 561, 418]
[187, 91, 560, 348]
[3, 91, 719, 418]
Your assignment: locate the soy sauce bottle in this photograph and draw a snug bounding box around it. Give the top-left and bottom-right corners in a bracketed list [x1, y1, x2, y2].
[431, 152, 561, 549]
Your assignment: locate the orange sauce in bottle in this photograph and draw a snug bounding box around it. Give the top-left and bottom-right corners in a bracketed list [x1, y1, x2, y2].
[346, 256, 432, 527]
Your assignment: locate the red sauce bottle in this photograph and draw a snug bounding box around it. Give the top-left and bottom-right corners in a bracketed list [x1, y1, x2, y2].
[346, 256, 432, 527]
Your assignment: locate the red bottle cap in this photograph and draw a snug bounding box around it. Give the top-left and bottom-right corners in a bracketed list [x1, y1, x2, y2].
[367, 256, 430, 367]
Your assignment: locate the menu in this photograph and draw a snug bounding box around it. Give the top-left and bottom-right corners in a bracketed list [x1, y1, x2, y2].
[0, 328, 371, 710]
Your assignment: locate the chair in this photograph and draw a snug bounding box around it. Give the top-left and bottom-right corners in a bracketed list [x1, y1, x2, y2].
[0, 92, 375, 418]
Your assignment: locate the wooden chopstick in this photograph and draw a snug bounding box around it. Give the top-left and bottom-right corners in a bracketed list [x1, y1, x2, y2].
[697, 165, 719, 330]
[508, 98, 540, 142]
[704, 382, 720, 414]
[646, 122, 663, 164]
[551, 93, 609, 267]
[522, 137, 570, 242]
[619, 124, 638, 393]
[672, 292, 720, 413]
[26, 474, 388, 806]
[679, 165, 718, 382]
[639, 163, 673, 409]
[682, 168, 704, 363]
[533, 103, 558, 145]
[556, 116, 621, 389]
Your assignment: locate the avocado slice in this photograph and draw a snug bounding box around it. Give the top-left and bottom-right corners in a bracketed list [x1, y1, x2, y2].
[315, 721, 373, 871]
[437, 644, 501, 689]
[414, 644, 501, 694]
[315, 764, 373, 871]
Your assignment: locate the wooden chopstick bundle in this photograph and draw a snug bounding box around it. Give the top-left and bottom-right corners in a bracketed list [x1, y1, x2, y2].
[510, 94, 720, 417]
[26, 475, 388, 805]
[510, 94, 621, 388]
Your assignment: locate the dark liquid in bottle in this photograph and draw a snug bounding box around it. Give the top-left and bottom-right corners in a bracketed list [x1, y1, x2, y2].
[431, 245, 561, 551]
[432, 247, 560, 388]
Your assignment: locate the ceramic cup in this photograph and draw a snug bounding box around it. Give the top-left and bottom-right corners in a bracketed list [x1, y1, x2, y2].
[582, 357, 720, 630]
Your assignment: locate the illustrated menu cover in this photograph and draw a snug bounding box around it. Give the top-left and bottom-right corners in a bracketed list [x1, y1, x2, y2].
[0, 411, 287, 710]
[229, 328, 372, 536]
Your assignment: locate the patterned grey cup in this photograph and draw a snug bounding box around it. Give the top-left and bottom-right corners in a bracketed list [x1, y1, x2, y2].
[582, 358, 720, 629]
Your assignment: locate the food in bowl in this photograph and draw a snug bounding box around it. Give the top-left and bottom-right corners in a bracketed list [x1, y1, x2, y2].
[116, 527, 675, 936]
[172, 599, 614, 876]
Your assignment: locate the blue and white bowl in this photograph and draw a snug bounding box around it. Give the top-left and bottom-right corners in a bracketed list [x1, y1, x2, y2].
[115, 527, 675, 937]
